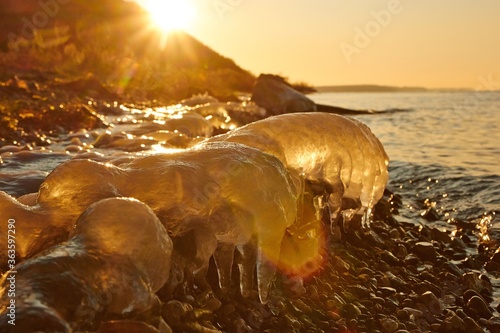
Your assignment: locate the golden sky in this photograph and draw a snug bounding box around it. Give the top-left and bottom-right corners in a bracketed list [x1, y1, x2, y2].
[179, 0, 500, 89]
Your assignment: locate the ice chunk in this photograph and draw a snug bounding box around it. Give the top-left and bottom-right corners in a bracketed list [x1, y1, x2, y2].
[130, 112, 213, 138]
[1, 142, 298, 303]
[204, 112, 390, 230]
[0, 197, 173, 331]
[121, 141, 299, 303]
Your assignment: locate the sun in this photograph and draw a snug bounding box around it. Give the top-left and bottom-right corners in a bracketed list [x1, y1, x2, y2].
[139, 0, 196, 33]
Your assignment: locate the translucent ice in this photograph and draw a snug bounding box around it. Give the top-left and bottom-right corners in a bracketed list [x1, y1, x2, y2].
[0, 197, 173, 332]
[205, 112, 389, 230]
[0, 142, 298, 303]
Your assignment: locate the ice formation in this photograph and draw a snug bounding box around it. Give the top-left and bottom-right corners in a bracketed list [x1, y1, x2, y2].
[0, 142, 298, 303]
[205, 112, 389, 231]
[0, 197, 173, 332]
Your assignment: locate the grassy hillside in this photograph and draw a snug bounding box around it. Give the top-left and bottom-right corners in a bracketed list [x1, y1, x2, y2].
[0, 0, 256, 102]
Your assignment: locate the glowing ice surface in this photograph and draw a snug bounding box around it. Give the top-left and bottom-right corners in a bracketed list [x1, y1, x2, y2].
[0, 142, 298, 303]
[0, 198, 172, 331]
[205, 112, 389, 230]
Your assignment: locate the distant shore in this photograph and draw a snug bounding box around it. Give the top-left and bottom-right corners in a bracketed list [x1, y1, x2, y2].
[314, 84, 476, 93]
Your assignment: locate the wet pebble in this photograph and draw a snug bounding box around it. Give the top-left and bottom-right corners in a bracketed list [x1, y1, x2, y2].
[442, 261, 463, 277]
[419, 291, 442, 315]
[97, 320, 164, 333]
[402, 307, 424, 319]
[462, 316, 484, 333]
[162, 300, 193, 327]
[379, 317, 399, 333]
[466, 295, 492, 319]
[381, 250, 400, 266]
[412, 242, 437, 262]
[291, 299, 312, 314]
[440, 311, 466, 333]
[341, 303, 362, 319]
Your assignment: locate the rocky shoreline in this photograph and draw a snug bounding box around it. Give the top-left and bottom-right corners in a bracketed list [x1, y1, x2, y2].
[1, 72, 499, 332]
[147, 190, 500, 333]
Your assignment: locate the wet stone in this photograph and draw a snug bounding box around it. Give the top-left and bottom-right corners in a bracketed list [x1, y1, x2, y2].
[421, 207, 439, 221]
[440, 312, 467, 333]
[404, 254, 420, 266]
[420, 291, 442, 315]
[451, 237, 467, 251]
[379, 317, 399, 333]
[402, 307, 424, 319]
[442, 261, 463, 277]
[412, 242, 437, 262]
[490, 248, 500, 263]
[97, 320, 162, 333]
[341, 303, 362, 319]
[463, 289, 482, 304]
[381, 250, 400, 266]
[291, 299, 313, 314]
[395, 243, 408, 258]
[466, 295, 492, 319]
[162, 300, 193, 327]
[462, 316, 484, 333]
[430, 228, 451, 243]
[488, 317, 500, 333]
[389, 228, 401, 239]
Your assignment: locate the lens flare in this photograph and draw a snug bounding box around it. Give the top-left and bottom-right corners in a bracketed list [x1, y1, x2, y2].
[139, 0, 196, 33]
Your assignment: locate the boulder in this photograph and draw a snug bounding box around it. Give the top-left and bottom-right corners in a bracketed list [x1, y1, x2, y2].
[251, 74, 317, 115]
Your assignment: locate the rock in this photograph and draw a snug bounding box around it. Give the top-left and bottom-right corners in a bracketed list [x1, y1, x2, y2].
[389, 228, 401, 239]
[365, 230, 387, 248]
[420, 291, 442, 315]
[462, 316, 484, 333]
[381, 250, 401, 266]
[162, 301, 193, 327]
[395, 244, 408, 258]
[233, 318, 252, 333]
[463, 289, 482, 304]
[421, 207, 439, 221]
[97, 320, 163, 333]
[341, 303, 362, 319]
[451, 237, 467, 251]
[402, 307, 424, 319]
[327, 311, 341, 321]
[430, 228, 451, 243]
[198, 290, 222, 312]
[333, 256, 351, 273]
[490, 247, 500, 263]
[439, 312, 466, 333]
[404, 253, 420, 266]
[462, 272, 493, 294]
[412, 242, 437, 262]
[379, 317, 399, 333]
[488, 317, 500, 333]
[347, 285, 372, 298]
[442, 261, 463, 277]
[251, 74, 316, 115]
[466, 296, 492, 319]
[291, 299, 313, 314]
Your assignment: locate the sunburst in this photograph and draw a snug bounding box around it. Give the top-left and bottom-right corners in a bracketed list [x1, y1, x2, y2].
[138, 0, 196, 33]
